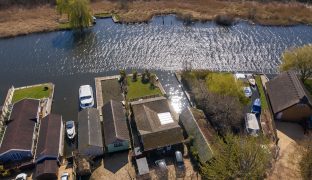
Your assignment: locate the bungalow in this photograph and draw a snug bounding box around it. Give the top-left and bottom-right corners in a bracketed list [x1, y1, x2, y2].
[78, 108, 103, 157]
[35, 114, 64, 180]
[102, 100, 130, 153]
[266, 71, 312, 122]
[0, 99, 40, 163]
[130, 97, 184, 153]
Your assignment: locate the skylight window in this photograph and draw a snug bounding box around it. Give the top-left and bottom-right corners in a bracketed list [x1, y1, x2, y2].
[158, 112, 174, 125]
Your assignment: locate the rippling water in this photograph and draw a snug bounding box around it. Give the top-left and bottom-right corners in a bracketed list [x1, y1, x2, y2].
[0, 15, 312, 119]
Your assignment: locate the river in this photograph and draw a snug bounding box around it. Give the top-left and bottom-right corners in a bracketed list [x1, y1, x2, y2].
[0, 14, 311, 133]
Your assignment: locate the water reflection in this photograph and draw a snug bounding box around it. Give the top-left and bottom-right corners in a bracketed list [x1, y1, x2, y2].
[158, 72, 188, 114]
[0, 15, 312, 115]
[1, 15, 312, 156]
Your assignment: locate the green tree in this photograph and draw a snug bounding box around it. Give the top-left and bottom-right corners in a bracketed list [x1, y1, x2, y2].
[56, 0, 92, 30]
[142, 70, 150, 83]
[201, 134, 271, 179]
[119, 69, 126, 82]
[68, 0, 92, 30]
[150, 74, 157, 89]
[280, 45, 312, 83]
[132, 70, 138, 82]
[56, 0, 71, 17]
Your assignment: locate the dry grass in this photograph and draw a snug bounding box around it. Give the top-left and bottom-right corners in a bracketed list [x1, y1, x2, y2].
[91, 0, 312, 25]
[1, 1, 312, 38]
[0, 5, 59, 38]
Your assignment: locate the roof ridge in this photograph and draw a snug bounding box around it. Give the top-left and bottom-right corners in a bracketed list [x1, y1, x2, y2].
[14, 99, 38, 146]
[43, 115, 51, 155]
[88, 109, 91, 145]
[110, 100, 119, 139]
[143, 105, 159, 132]
[288, 71, 305, 100]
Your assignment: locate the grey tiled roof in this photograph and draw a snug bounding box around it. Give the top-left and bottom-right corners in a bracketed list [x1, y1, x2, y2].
[35, 159, 58, 179]
[131, 97, 184, 151]
[78, 108, 103, 152]
[36, 114, 62, 161]
[0, 99, 39, 155]
[102, 100, 130, 145]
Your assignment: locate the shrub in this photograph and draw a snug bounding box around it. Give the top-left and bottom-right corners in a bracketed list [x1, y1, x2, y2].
[132, 70, 138, 82]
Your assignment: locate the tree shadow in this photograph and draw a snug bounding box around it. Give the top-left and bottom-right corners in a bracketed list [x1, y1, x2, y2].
[52, 29, 96, 50]
[103, 151, 129, 173]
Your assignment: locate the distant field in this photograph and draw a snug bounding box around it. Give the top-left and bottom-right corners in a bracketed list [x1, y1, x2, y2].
[12, 84, 52, 103]
[1, 0, 312, 38]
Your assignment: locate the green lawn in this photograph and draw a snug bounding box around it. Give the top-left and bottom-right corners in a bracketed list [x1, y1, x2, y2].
[126, 76, 162, 100]
[255, 75, 268, 110]
[206, 72, 250, 105]
[304, 79, 312, 95]
[12, 84, 52, 103]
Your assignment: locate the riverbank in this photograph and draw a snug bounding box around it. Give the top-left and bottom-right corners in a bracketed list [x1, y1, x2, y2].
[1, 0, 312, 38]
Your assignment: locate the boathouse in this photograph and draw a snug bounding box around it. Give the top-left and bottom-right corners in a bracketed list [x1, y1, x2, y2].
[78, 108, 103, 157]
[102, 100, 130, 153]
[0, 99, 40, 163]
[35, 114, 64, 180]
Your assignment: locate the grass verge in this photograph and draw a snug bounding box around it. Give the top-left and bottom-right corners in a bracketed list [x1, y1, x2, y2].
[126, 76, 162, 100]
[255, 75, 268, 110]
[12, 84, 52, 103]
[94, 12, 112, 18]
[58, 22, 71, 30]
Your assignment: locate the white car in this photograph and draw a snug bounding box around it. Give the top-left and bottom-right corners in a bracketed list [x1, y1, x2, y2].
[66, 120, 76, 140]
[61, 172, 69, 180]
[15, 173, 27, 180]
[243, 87, 252, 97]
[79, 85, 94, 109]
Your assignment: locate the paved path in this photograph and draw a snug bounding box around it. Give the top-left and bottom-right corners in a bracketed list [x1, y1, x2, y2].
[267, 122, 305, 179]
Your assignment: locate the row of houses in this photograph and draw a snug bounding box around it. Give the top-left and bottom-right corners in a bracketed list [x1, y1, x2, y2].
[76, 103, 131, 158]
[77, 96, 186, 158]
[0, 99, 64, 180]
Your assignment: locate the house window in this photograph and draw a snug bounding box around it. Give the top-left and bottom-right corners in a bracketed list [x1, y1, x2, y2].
[114, 142, 123, 147]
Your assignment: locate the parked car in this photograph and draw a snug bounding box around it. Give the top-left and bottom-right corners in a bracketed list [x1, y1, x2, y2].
[175, 151, 185, 170]
[243, 87, 252, 98]
[251, 98, 261, 115]
[79, 85, 94, 109]
[61, 172, 69, 180]
[155, 159, 167, 171]
[245, 113, 260, 136]
[66, 120, 76, 140]
[15, 173, 27, 180]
